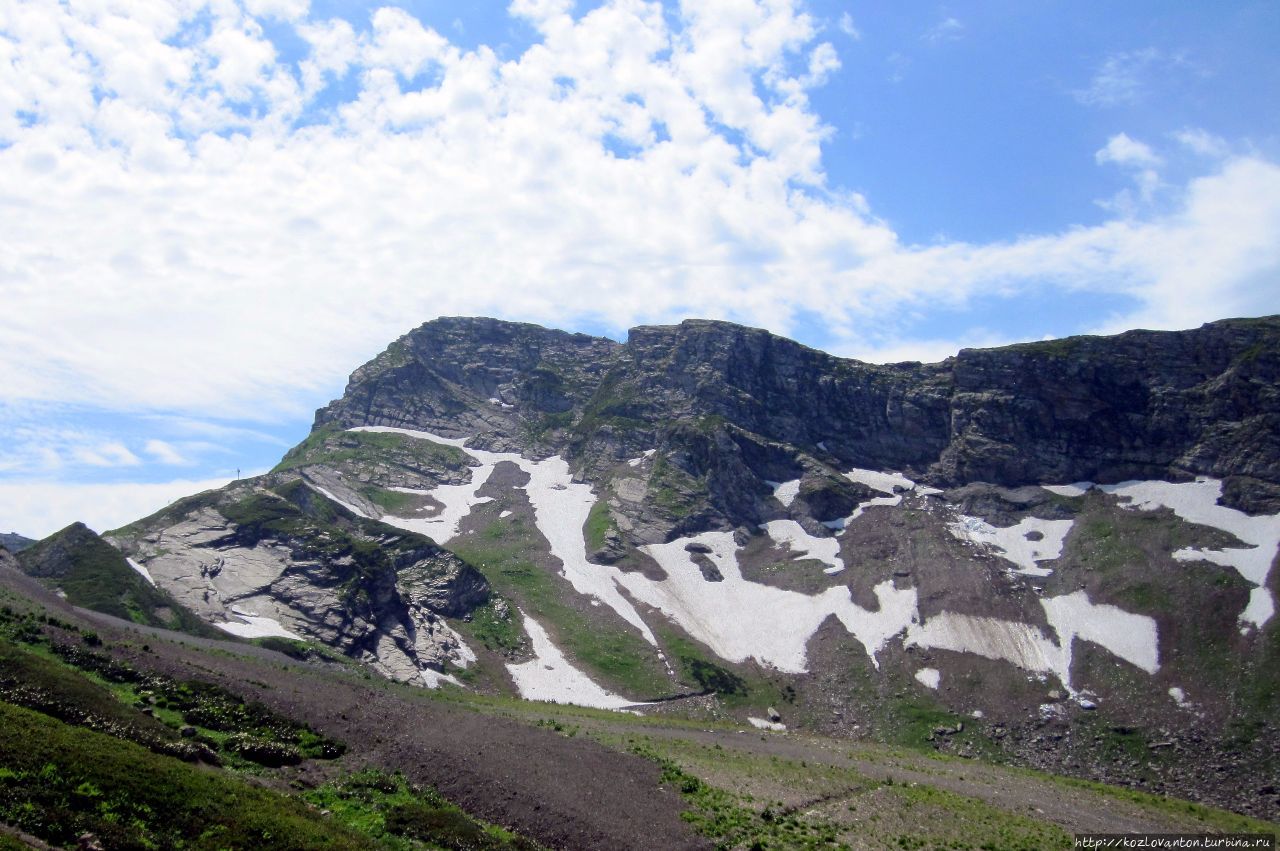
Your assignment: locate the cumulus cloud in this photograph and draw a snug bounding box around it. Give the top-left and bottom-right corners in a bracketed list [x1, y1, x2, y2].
[0, 0, 1275, 433]
[0, 477, 240, 539]
[1095, 133, 1161, 169]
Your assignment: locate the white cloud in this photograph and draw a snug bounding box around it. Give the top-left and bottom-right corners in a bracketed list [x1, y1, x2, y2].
[144, 439, 189, 465]
[73, 442, 142, 468]
[1074, 48, 1178, 107]
[838, 13, 861, 40]
[1175, 127, 1230, 159]
[923, 16, 964, 44]
[0, 0, 1275, 433]
[1095, 133, 1161, 169]
[0, 477, 238, 539]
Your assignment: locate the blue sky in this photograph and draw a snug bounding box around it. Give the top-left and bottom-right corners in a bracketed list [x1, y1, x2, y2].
[1, 0, 1278, 537]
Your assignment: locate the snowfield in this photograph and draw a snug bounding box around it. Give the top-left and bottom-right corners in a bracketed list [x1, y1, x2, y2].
[505, 611, 646, 709]
[946, 515, 1074, 577]
[1098, 478, 1280, 627]
[339, 427, 1172, 691]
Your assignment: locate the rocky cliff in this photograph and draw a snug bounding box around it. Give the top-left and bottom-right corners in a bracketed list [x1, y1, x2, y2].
[314, 315, 1280, 541]
[73, 314, 1280, 818]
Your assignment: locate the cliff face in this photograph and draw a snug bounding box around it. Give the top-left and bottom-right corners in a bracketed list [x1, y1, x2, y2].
[314, 314, 1280, 525]
[90, 314, 1280, 814]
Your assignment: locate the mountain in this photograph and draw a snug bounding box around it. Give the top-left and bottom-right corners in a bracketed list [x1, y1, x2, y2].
[0, 533, 34, 553]
[101, 315, 1280, 818]
[16, 523, 220, 638]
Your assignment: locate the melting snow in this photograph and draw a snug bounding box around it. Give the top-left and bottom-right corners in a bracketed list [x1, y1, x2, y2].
[906, 590, 1158, 692]
[767, 479, 801, 508]
[845, 468, 915, 494]
[215, 612, 303, 640]
[126, 557, 156, 587]
[505, 611, 645, 709]
[1168, 686, 1189, 707]
[759, 519, 842, 574]
[499, 510, 512, 518]
[629, 532, 917, 671]
[626, 449, 657, 468]
[914, 667, 941, 689]
[947, 515, 1074, 577]
[1100, 478, 1280, 627]
[1043, 482, 1093, 498]
[341, 427, 1161, 688]
[748, 717, 786, 731]
[420, 668, 464, 689]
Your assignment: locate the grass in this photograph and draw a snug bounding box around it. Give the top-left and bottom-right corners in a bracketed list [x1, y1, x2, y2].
[15, 524, 221, 638]
[584, 499, 614, 553]
[0, 702, 374, 850]
[271, 424, 469, 475]
[451, 518, 671, 697]
[302, 769, 542, 850]
[464, 598, 523, 653]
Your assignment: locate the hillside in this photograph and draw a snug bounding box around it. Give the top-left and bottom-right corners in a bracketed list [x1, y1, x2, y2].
[81, 316, 1280, 823]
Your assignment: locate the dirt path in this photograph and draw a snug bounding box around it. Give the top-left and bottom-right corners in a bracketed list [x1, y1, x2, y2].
[0, 568, 709, 851]
[571, 716, 1236, 836]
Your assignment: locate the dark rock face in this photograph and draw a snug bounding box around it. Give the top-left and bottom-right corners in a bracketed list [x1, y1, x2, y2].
[313, 315, 1280, 528]
[935, 319, 1280, 496]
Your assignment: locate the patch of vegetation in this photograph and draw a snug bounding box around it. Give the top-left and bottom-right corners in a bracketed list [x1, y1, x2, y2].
[271, 424, 469, 475]
[630, 740, 845, 849]
[647, 456, 706, 520]
[15, 524, 220, 638]
[303, 769, 542, 850]
[657, 628, 773, 708]
[584, 499, 614, 553]
[464, 598, 523, 654]
[452, 520, 670, 697]
[883, 781, 1072, 850]
[0, 608, 345, 768]
[880, 695, 972, 751]
[0, 702, 374, 850]
[360, 486, 423, 515]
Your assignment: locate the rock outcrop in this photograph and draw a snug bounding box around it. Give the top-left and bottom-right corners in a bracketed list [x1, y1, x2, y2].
[312, 314, 1280, 541]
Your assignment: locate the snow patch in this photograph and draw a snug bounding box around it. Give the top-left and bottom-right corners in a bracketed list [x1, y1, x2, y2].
[906, 590, 1158, 692]
[767, 479, 801, 508]
[626, 449, 656, 468]
[947, 515, 1074, 577]
[1043, 482, 1093, 497]
[1168, 686, 1190, 707]
[215, 613, 303, 640]
[748, 717, 786, 731]
[499, 510, 512, 518]
[759, 519, 841, 574]
[505, 611, 645, 709]
[420, 668, 464, 688]
[126, 557, 156, 587]
[845, 468, 914, 494]
[914, 667, 941, 689]
[1101, 478, 1280, 627]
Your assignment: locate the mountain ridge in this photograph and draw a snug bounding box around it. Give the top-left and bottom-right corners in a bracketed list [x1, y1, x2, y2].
[42, 313, 1280, 820]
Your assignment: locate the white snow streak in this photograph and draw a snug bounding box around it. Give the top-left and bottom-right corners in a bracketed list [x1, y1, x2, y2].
[748, 717, 787, 731]
[505, 611, 644, 709]
[767, 479, 801, 507]
[215, 611, 303, 640]
[126, 557, 156, 586]
[914, 667, 941, 689]
[759, 519, 843, 574]
[906, 590, 1158, 692]
[947, 515, 1074, 577]
[1100, 478, 1280, 627]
